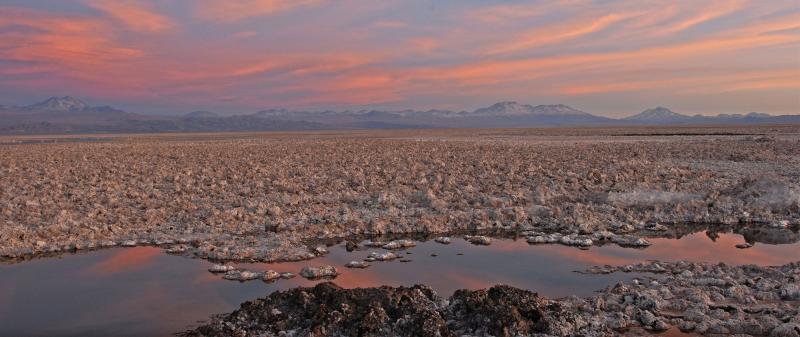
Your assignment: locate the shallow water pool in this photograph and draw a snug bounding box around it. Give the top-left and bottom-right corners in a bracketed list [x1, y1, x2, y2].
[0, 231, 798, 337]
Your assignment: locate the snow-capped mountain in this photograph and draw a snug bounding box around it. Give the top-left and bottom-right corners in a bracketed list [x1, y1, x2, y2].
[471, 102, 592, 116]
[624, 107, 690, 122]
[25, 96, 89, 112]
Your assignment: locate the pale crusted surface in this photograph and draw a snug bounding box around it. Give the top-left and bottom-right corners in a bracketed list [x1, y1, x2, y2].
[1, 127, 798, 261]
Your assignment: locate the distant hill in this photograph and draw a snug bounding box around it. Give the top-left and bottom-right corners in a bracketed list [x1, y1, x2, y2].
[621, 107, 800, 125]
[0, 97, 324, 134]
[0, 97, 798, 134]
[472, 102, 593, 117]
[624, 107, 689, 123]
[185, 111, 219, 118]
[25, 96, 90, 112]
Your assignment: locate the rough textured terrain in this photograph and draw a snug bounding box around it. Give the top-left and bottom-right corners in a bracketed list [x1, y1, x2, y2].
[188, 261, 800, 337]
[1, 126, 799, 262]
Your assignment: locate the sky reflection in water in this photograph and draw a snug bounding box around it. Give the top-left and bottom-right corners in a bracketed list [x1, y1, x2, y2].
[0, 231, 797, 337]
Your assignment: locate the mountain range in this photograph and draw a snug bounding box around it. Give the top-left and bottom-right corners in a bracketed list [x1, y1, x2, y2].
[0, 97, 797, 134]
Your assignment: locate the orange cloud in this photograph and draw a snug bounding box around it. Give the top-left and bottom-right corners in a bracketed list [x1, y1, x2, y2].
[466, 1, 587, 23]
[85, 0, 174, 33]
[559, 69, 800, 95]
[373, 20, 408, 29]
[652, 0, 745, 36]
[194, 0, 326, 22]
[410, 29, 800, 90]
[0, 6, 143, 68]
[488, 12, 640, 55]
[408, 37, 440, 53]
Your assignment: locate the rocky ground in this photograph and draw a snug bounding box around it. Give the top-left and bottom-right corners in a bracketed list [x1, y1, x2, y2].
[187, 261, 800, 337]
[1, 126, 799, 262]
[2, 126, 799, 336]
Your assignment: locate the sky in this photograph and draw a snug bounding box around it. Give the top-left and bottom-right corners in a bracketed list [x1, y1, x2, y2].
[0, 0, 798, 117]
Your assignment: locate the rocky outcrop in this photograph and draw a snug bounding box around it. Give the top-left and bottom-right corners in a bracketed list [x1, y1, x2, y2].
[187, 261, 800, 337]
[185, 282, 586, 337]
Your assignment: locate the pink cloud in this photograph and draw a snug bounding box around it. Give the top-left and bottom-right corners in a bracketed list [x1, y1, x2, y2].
[194, 0, 326, 22]
[85, 0, 174, 33]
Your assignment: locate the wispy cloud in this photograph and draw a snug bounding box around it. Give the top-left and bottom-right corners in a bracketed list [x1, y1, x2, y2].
[487, 11, 641, 55]
[194, 0, 326, 22]
[651, 0, 746, 36]
[85, 0, 174, 33]
[0, 6, 143, 67]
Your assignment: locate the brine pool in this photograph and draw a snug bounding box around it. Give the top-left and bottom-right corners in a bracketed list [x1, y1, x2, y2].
[1, 231, 798, 337]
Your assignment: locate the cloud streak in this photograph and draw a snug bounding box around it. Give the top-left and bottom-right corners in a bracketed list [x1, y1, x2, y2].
[85, 0, 174, 33]
[0, 0, 797, 114]
[193, 0, 326, 22]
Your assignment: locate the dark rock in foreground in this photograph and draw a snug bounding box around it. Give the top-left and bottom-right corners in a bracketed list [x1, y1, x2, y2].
[186, 261, 800, 337]
[185, 282, 582, 337]
[187, 283, 449, 337]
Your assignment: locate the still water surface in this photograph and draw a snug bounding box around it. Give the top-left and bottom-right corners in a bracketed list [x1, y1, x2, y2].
[0, 231, 798, 337]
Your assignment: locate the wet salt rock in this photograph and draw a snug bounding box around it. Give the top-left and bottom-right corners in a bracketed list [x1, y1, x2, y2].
[583, 266, 614, 274]
[121, 240, 137, 247]
[770, 323, 800, 337]
[165, 244, 187, 254]
[345, 261, 369, 269]
[591, 230, 615, 241]
[736, 242, 753, 249]
[382, 239, 416, 250]
[313, 246, 329, 256]
[367, 251, 398, 261]
[560, 235, 593, 247]
[262, 270, 281, 282]
[527, 233, 562, 244]
[433, 236, 451, 244]
[345, 241, 358, 251]
[645, 223, 669, 231]
[223, 270, 262, 281]
[363, 240, 385, 248]
[209, 264, 236, 273]
[279, 272, 295, 279]
[299, 266, 339, 279]
[611, 235, 651, 247]
[99, 240, 117, 247]
[465, 235, 492, 245]
[526, 236, 546, 244]
[154, 238, 175, 245]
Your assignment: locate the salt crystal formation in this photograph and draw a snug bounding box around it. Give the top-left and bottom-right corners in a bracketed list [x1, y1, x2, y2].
[0, 128, 798, 262]
[299, 265, 339, 279]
